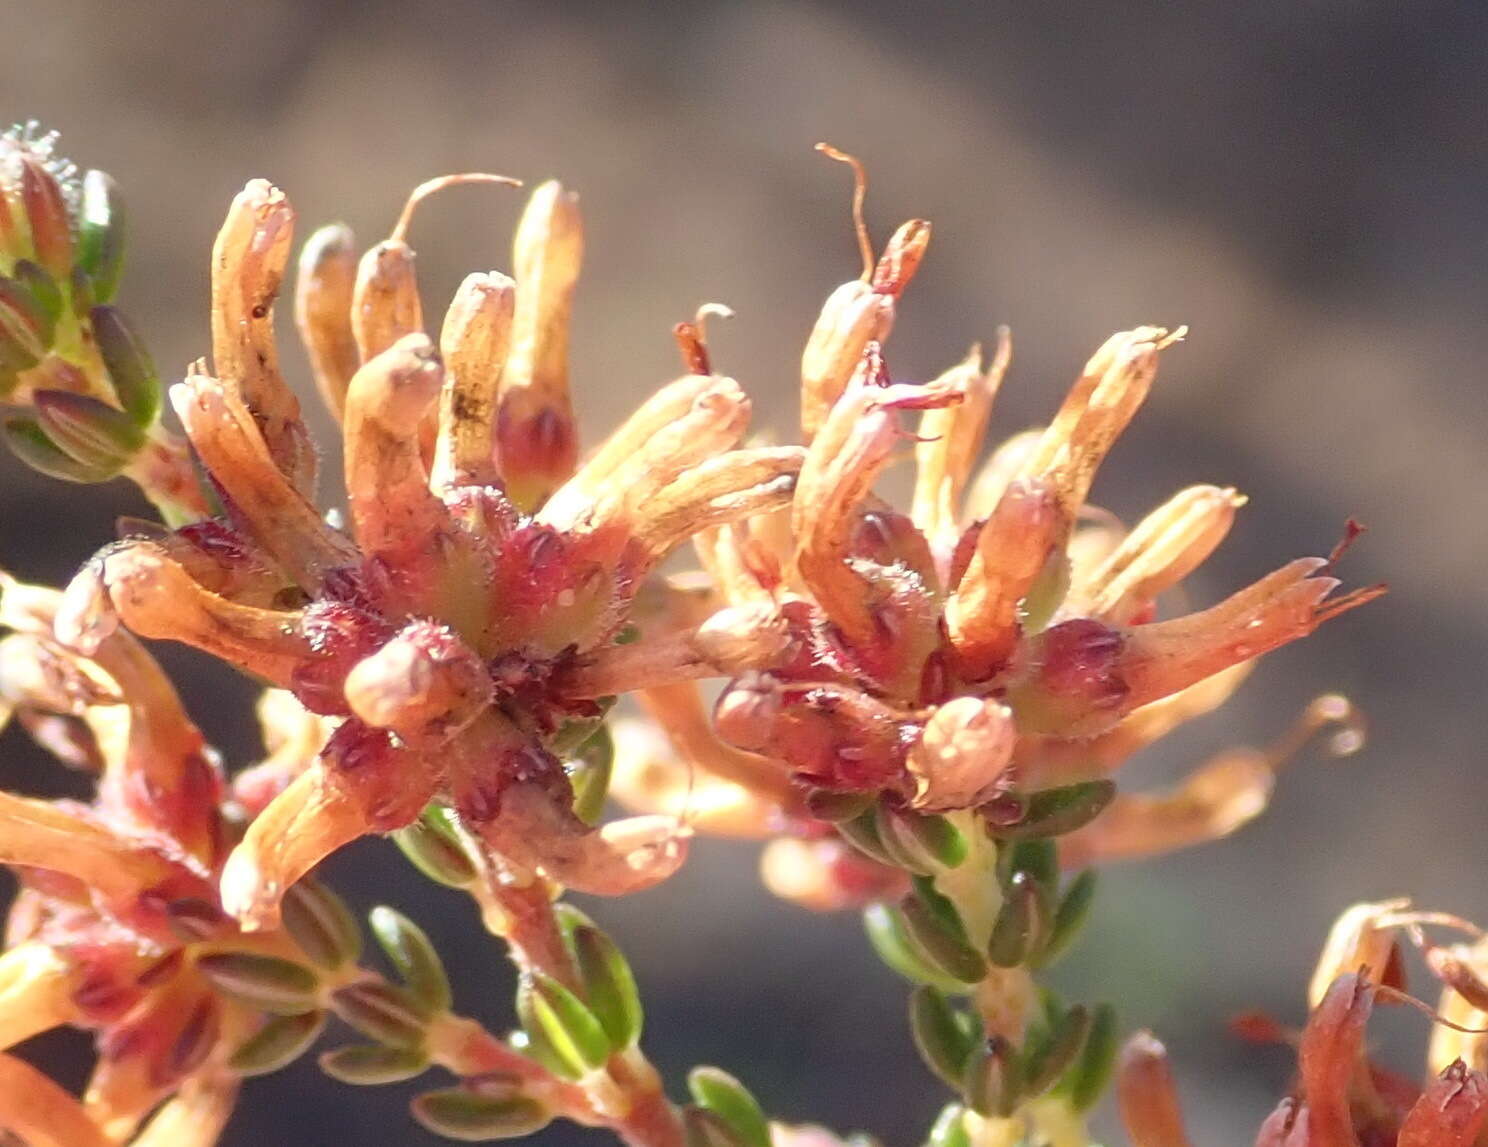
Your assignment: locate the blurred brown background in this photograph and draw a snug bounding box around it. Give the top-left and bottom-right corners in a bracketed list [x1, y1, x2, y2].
[2, 1, 1486, 1143]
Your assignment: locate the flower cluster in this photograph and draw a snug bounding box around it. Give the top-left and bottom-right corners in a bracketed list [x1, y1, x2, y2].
[0, 133, 1388, 1147]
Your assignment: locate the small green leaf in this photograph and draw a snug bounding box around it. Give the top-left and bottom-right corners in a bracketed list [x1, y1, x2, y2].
[684, 1106, 746, 1147]
[1036, 870, 1098, 968]
[520, 971, 610, 1075]
[987, 872, 1047, 969]
[862, 903, 969, 994]
[91, 306, 160, 426]
[962, 1036, 1021, 1119]
[280, 877, 361, 970]
[900, 895, 988, 984]
[393, 804, 477, 888]
[319, 1043, 430, 1086]
[32, 388, 143, 470]
[568, 723, 614, 826]
[908, 986, 977, 1087]
[687, 1067, 770, 1147]
[411, 1090, 550, 1142]
[572, 923, 643, 1049]
[1066, 1003, 1118, 1112]
[984, 781, 1116, 840]
[76, 170, 126, 303]
[369, 906, 452, 1013]
[1023, 1004, 1092, 1097]
[229, 1010, 325, 1076]
[196, 952, 321, 1016]
[925, 1103, 971, 1147]
[329, 980, 430, 1049]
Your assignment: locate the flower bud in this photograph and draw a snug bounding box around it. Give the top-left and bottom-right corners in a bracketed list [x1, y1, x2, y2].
[343, 621, 491, 744]
[499, 180, 582, 509]
[1306, 899, 1407, 1009]
[1397, 1060, 1488, 1147]
[907, 697, 1016, 812]
[432, 270, 515, 489]
[1086, 486, 1245, 624]
[1116, 1031, 1192, 1147]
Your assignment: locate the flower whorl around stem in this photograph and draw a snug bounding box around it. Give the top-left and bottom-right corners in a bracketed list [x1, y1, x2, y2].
[62, 174, 804, 931]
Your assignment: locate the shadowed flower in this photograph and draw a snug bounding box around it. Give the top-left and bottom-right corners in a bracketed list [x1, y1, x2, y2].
[1120, 901, 1488, 1145]
[62, 174, 803, 930]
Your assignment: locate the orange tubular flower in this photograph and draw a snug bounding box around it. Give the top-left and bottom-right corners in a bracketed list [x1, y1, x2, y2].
[705, 271, 1377, 869]
[0, 575, 335, 1145]
[64, 176, 802, 931]
[1124, 901, 1488, 1146]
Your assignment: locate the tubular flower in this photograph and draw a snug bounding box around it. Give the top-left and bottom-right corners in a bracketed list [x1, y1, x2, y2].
[64, 175, 803, 931]
[603, 159, 1377, 920]
[0, 575, 344, 1145]
[0, 124, 208, 523]
[1119, 902, 1488, 1146]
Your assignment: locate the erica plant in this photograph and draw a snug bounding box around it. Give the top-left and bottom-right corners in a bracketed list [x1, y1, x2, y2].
[3, 123, 1472, 1147]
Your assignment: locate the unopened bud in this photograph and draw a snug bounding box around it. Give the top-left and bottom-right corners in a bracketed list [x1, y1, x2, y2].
[908, 698, 1016, 812]
[1116, 1031, 1193, 1147]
